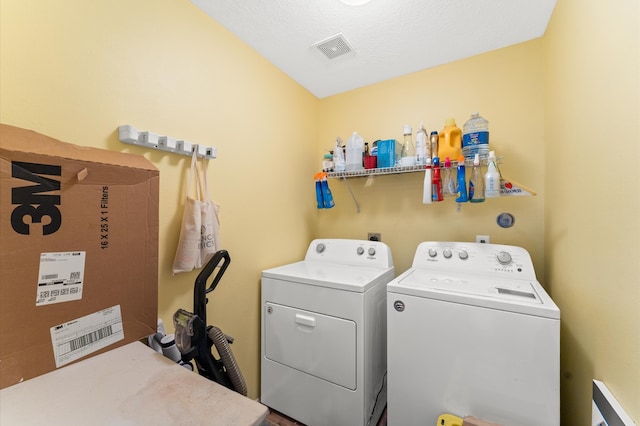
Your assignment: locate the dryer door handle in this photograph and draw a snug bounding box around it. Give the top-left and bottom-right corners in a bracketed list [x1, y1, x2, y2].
[295, 313, 316, 328]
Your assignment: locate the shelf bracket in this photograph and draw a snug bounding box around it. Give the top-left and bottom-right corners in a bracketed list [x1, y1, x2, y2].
[341, 177, 361, 213]
[118, 125, 217, 159]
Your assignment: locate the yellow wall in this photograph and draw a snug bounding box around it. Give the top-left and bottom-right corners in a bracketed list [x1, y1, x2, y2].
[0, 0, 319, 399]
[316, 0, 639, 422]
[544, 0, 640, 423]
[2, 0, 638, 422]
[317, 40, 546, 278]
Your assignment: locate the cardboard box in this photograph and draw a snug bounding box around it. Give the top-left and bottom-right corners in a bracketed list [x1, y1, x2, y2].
[0, 124, 159, 389]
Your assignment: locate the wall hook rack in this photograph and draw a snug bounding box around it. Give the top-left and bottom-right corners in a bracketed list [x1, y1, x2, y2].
[118, 125, 217, 159]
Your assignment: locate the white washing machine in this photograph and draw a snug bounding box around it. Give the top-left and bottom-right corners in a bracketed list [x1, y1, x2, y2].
[387, 241, 560, 426]
[261, 239, 394, 426]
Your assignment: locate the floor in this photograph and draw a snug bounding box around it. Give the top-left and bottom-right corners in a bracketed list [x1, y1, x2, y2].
[263, 406, 387, 426]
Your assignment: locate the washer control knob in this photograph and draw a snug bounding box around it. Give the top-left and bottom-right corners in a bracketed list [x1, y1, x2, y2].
[368, 247, 376, 256]
[443, 249, 453, 259]
[497, 251, 512, 265]
[316, 243, 325, 253]
[357, 247, 365, 255]
[428, 248, 438, 257]
[458, 250, 469, 260]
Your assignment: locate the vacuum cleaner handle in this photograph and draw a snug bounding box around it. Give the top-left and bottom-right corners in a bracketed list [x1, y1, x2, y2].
[194, 250, 231, 321]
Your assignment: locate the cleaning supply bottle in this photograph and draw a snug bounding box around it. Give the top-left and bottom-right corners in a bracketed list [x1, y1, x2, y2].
[400, 125, 416, 166]
[345, 132, 364, 171]
[415, 124, 429, 166]
[443, 157, 456, 197]
[319, 172, 335, 208]
[422, 157, 432, 204]
[333, 137, 345, 172]
[431, 157, 443, 202]
[314, 173, 324, 209]
[462, 112, 490, 160]
[468, 153, 485, 203]
[455, 156, 468, 202]
[438, 118, 462, 161]
[429, 131, 439, 161]
[484, 150, 501, 198]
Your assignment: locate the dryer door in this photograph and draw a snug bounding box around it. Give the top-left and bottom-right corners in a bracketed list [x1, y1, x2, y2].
[264, 302, 356, 390]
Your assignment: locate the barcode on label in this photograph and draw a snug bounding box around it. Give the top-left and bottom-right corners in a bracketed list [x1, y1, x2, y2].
[41, 273, 58, 280]
[69, 326, 114, 351]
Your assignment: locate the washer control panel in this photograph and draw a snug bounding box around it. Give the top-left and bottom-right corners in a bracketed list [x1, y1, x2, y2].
[305, 239, 393, 268]
[412, 241, 536, 280]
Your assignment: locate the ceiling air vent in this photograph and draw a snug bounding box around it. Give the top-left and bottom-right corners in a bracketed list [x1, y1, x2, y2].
[314, 33, 354, 60]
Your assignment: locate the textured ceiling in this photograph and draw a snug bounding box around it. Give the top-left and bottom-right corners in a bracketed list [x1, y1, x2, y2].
[191, 0, 556, 99]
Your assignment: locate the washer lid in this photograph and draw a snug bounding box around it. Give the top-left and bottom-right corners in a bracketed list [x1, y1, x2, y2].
[262, 260, 394, 292]
[388, 269, 559, 319]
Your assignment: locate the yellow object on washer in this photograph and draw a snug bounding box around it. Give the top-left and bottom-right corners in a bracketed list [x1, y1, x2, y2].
[436, 413, 463, 426]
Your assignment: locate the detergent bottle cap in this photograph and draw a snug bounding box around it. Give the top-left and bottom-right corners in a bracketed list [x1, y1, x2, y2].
[445, 117, 456, 127]
[403, 125, 412, 135]
[457, 155, 465, 164]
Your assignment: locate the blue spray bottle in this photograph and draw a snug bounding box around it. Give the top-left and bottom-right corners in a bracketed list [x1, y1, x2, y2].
[319, 172, 335, 209]
[455, 156, 468, 203]
[314, 173, 324, 209]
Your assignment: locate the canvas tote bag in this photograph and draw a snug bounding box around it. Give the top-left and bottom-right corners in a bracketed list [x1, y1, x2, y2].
[172, 149, 221, 274]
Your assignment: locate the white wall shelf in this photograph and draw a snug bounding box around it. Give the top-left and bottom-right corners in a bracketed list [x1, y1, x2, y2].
[326, 156, 534, 213]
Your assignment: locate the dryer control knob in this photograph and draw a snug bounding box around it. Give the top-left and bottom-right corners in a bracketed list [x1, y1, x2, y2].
[443, 249, 452, 258]
[497, 251, 512, 265]
[368, 247, 376, 256]
[316, 243, 326, 253]
[458, 250, 469, 260]
[357, 247, 365, 255]
[428, 248, 437, 257]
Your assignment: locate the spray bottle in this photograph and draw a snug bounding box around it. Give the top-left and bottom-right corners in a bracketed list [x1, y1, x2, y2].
[455, 156, 468, 203]
[423, 158, 432, 204]
[314, 173, 325, 209]
[484, 150, 501, 198]
[468, 153, 485, 203]
[415, 124, 429, 166]
[443, 157, 456, 197]
[431, 157, 443, 202]
[333, 137, 345, 172]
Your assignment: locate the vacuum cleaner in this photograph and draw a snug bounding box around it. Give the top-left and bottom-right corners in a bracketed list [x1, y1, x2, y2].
[172, 250, 247, 395]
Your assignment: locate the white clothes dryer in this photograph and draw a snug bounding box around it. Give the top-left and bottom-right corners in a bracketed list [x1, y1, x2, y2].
[261, 239, 394, 426]
[387, 242, 560, 426]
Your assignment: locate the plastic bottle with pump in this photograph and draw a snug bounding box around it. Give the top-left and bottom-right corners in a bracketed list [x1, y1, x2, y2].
[455, 156, 468, 203]
[415, 124, 429, 166]
[484, 150, 501, 198]
[400, 125, 416, 166]
[345, 132, 364, 171]
[462, 112, 490, 160]
[333, 137, 345, 172]
[438, 118, 463, 161]
[431, 157, 443, 202]
[443, 157, 456, 197]
[468, 153, 485, 203]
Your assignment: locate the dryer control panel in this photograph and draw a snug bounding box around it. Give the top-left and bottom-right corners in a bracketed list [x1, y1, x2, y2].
[411, 241, 537, 280]
[304, 239, 393, 269]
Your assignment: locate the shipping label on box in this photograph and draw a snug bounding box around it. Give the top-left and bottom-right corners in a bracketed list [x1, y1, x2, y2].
[0, 123, 159, 388]
[36, 251, 86, 306]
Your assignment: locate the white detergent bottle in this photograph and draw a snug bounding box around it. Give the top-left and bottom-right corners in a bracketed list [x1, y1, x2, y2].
[345, 131, 364, 171]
